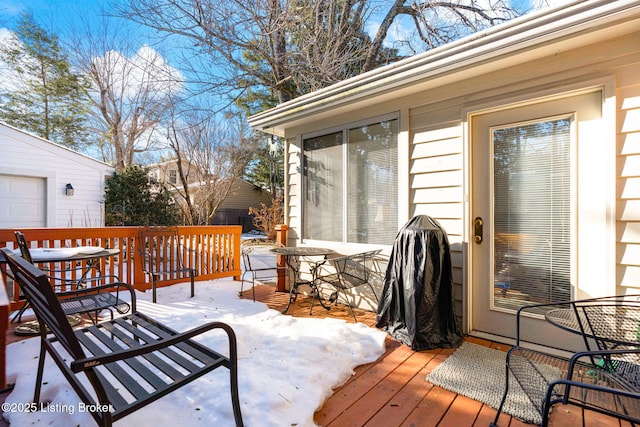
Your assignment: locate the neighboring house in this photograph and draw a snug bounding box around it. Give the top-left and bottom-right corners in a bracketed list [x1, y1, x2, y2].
[0, 122, 114, 228]
[147, 160, 272, 230]
[249, 1, 640, 350]
[147, 159, 196, 186]
[211, 179, 274, 230]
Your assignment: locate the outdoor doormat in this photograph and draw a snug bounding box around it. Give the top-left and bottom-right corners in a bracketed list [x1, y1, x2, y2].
[426, 342, 560, 425]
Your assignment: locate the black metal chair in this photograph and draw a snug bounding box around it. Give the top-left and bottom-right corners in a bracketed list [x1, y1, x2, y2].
[491, 295, 640, 426]
[2, 248, 243, 427]
[137, 226, 196, 303]
[12, 231, 132, 325]
[313, 249, 383, 321]
[240, 239, 286, 302]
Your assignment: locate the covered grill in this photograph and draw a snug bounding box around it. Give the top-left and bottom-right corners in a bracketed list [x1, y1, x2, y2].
[376, 215, 463, 350]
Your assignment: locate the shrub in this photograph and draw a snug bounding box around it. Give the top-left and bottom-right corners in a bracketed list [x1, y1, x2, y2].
[248, 196, 284, 240]
[105, 165, 181, 226]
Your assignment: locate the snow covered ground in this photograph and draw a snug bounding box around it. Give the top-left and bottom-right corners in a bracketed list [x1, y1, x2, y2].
[4, 279, 386, 426]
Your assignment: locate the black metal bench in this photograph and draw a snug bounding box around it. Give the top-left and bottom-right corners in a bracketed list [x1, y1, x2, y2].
[137, 226, 196, 303]
[2, 248, 243, 427]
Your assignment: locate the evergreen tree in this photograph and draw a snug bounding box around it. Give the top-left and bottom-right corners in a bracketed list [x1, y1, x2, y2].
[244, 136, 284, 199]
[234, 74, 284, 199]
[0, 13, 90, 148]
[105, 165, 181, 226]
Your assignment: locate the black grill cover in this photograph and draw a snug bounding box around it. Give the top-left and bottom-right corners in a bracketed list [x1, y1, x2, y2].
[376, 215, 463, 350]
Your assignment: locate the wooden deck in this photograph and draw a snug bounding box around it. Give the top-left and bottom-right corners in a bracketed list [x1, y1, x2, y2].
[245, 284, 626, 427]
[2, 283, 627, 426]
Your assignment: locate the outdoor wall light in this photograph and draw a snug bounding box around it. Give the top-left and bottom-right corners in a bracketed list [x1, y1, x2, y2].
[65, 183, 74, 196]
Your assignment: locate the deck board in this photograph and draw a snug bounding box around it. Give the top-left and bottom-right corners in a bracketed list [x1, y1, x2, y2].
[245, 284, 622, 427]
[326, 349, 428, 426]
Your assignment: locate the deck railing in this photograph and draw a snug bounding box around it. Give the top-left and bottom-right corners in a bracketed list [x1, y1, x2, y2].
[0, 226, 242, 312]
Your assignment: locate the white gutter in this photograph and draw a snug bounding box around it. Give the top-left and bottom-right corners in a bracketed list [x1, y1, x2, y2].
[249, 0, 640, 135]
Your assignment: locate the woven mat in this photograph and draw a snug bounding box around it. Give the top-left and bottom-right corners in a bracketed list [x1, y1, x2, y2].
[426, 342, 560, 425]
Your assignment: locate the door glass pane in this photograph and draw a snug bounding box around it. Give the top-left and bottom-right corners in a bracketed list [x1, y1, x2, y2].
[347, 119, 398, 244]
[493, 118, 572, 311]
[303, 132, 343, 241]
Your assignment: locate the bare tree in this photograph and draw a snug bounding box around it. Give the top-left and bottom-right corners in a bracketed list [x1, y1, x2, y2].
[362, 0, 519, 71]
[71, 20, 184, 169]
[164, 110, 257, 225]
[116, 0, 291, 104]
[285, 0, 391, 94]
[117, 0, 522, 104]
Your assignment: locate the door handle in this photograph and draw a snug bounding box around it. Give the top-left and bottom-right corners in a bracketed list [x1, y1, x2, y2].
[474, 217, 483, 244]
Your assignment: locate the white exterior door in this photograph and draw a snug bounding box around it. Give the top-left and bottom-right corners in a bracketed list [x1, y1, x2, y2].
[0, 174, 46, 228]
[470, 90, 609, 350]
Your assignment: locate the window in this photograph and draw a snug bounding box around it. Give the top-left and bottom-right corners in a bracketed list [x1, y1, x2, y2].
[169, 169, 177, 184]
[303, 117, 398, 244]
[493, 117, 572, 307]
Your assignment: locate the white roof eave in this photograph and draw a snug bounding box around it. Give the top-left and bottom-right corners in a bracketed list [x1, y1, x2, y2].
[249, 0, 640, 136]
[0, 121, 114, 171]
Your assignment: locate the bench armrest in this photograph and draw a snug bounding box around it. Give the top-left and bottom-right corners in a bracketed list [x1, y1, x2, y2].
[70, 320, 236, 372]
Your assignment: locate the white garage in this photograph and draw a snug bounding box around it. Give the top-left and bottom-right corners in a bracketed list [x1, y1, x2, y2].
[0, 122, 114, 228]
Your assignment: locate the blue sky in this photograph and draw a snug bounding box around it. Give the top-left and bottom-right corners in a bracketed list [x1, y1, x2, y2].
[0, 0, 173, 81]
[0, 0, 117, 35]
[0, 0, 165, 62]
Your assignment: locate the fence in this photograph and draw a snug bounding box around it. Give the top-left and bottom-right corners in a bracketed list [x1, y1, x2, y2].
[0, 226, 242, 312]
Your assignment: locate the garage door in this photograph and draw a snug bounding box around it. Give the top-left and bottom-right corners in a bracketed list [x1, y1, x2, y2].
[0, 175, 46, 228]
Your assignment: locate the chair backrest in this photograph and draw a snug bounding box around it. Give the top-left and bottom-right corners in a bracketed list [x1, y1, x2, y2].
[241, 239, 283, 271]
[575, 299, 640, 348]
[331, 249, 382, 287]
[138, 226, 186, 272]
[1, 248, 85, 359]
[14, 231, 34, 263]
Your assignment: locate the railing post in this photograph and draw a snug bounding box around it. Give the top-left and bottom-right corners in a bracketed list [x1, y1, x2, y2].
[233, 228, 242, 281]
[0, 274, 9, 390]
[132, 227, 146, 288]
[275, 224, 288, 292]
[0, 226, 243, 300]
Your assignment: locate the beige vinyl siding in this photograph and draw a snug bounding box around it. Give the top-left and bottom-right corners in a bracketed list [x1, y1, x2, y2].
[409, 106, 465, 319]
[286, 137, 302, 243]
[617, 62, 640, 292]
[248, 3, 640, 337]
[222, 180, 271, 210]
